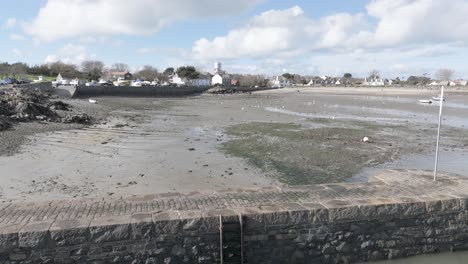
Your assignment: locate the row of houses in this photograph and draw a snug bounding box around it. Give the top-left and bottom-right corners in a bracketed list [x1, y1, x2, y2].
[429, 80, 468, 86]
[170, 63, 233, 87]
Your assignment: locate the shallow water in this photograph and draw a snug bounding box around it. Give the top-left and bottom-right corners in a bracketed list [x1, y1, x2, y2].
[354, 150, 468, 263]
[364, 251, 468, 264]
[350, 150, 468, 182]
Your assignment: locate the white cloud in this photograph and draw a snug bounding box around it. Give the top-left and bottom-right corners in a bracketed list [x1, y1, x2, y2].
[192, 1, 468, 61]
[367, 0, 468, 47]
[10, 34, 26, 41]
[192, 6, 369, 60]
[3, 18, 16, 29]
[25, 0, 262, 41]
[44, 43, 96, 64]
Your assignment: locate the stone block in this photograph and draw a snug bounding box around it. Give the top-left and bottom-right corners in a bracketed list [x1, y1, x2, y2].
[237, 207, 265, 232]
[302, 203, 328, 223]
[279, 203, 310, 225]
[89, 216, 131, 243]
[322, 200, 361, 222]
[202, 209, 238, 233]
[18, 221, 53, 248]
[459, 197, 468, 210]
[152, 211, 181, 234]
[49, 219, 91, 247]
[395, 199, 426, 217]
[358, 199, 403, 219]
[131, 213, 154, 240]
[0, 224, 22, 250]
[9, 249, 28, 261]
[178, 210, 203, 231]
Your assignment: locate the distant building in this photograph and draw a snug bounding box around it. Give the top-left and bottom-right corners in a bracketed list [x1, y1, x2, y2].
[212, 74, 232, 86]
[364, 77, 385, 86]
[453, 80, 468, 86]
[111, 71, 133, 80]
[171, 74, 187, 85]
[56, 73, 63, 82]
[188, 74, 211, 86]
[214, 62, 225, 75]
[272, 76, 291, 88]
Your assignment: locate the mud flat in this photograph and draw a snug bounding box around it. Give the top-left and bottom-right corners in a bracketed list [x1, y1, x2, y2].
[0, 87, 467, 202]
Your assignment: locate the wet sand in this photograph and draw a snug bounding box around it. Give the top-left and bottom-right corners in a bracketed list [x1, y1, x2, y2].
[0, 87, 467, 202]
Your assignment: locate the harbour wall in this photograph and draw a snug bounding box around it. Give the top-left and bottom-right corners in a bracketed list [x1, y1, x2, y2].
[14, 82, 54, 93]
[1, 170, 468, 263]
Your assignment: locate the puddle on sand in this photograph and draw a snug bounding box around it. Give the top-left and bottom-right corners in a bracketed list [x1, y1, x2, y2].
[349, 151, 468, 182]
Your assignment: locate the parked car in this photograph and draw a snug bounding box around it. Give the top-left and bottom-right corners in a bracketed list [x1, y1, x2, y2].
[0, 80, 6, 85]
[17, 78, 32, 84]
[98, 79, 112, 86]
[2, 77, 18, 85]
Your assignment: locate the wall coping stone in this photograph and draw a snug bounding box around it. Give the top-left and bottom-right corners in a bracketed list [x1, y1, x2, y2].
[1, 169, 468, 250]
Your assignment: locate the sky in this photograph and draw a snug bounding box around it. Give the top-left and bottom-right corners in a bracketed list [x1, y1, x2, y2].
[1, 0, 468, 78]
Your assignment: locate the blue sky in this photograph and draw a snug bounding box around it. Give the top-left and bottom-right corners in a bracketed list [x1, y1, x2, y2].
[1, 0, 468, 78]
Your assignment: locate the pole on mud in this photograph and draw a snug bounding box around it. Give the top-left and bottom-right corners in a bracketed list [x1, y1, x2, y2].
[434, 86, 445, 181]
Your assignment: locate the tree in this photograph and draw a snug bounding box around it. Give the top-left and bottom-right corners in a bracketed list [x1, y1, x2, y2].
[435, 68, 454, 81]
[406, 76, 430, 86]
[176, 66, 199, 79]
[135, 65, 159, 81]
[49, 61, 78, 78]
[81, 60, 105, 80]
[368, 69, 380, 79]
[232, 74, 268, 87]
[282, 73, 293, 80]
[110, 63, 130, 72]
[344, 73, 352, 78]
[163, 67, 175, 76]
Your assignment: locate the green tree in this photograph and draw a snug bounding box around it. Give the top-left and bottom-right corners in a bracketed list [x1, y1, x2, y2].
[81, 60, 105, 80]
[176, 66, 199, 79]
[135, 65, 159, 81]
[282, 73, 293, 80]
[163, 67, 175, 76]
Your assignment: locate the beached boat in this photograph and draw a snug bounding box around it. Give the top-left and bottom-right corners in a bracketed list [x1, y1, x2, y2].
[419, 99, 433, 104]
[432, 96, 446, 101]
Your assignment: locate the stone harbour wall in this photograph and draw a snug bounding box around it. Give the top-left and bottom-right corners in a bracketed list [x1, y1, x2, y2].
[15, 82, 54, 93]
[1, 170, 468, 263]
[74, 85, 210, 97]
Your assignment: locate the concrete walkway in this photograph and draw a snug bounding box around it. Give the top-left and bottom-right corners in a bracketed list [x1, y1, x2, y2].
[1, 169, 467, 231]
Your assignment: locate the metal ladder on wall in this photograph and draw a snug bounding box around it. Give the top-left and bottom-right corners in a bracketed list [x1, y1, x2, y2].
[219, 214, 244, 264]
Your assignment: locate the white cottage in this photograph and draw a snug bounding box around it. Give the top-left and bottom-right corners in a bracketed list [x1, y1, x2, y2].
[212, 74, 231, 86]
[170, 74, 187, 86]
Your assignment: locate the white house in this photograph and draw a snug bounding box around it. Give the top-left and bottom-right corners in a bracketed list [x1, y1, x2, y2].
[70, 78, 85, 86]
[170, 74, 187, 86]
[212, 74, 232, 86]
[189, 74, 211, 86]
[364, 77, 385, 86]
[272, 76, 291, 88]
[429, 81, 439, 86]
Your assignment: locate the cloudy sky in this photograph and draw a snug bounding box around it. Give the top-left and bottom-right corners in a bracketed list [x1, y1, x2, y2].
[1, 0, 468, 78]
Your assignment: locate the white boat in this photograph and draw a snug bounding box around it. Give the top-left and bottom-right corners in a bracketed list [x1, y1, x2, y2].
[432, 97, 446, 101]
[88, 99, 98, 104]
[131, 81, 143, 87]
[419, 99, 433, 104]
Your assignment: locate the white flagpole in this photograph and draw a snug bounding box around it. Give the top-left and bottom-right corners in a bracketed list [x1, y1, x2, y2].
[433, 86, 445, 181]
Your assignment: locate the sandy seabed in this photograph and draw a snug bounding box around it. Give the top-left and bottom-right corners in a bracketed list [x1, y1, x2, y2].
[0, 87, 467, 202]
